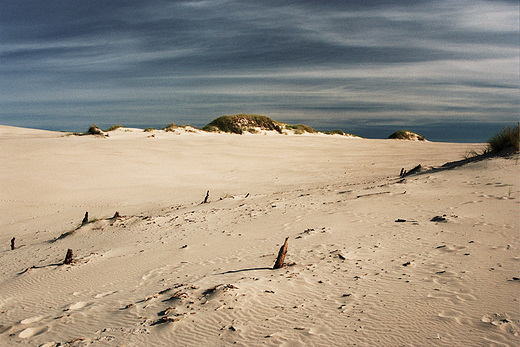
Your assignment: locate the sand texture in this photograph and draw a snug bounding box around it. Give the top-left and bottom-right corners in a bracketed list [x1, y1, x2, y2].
[1, 125, 518, 346]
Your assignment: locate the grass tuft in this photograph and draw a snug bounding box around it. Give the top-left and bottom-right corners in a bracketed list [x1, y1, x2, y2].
[285, 124, 317, 134]
[163, 123, 178, 132]
[487, 124, 519, 153]
[86, 124, 104, 135]
[104, 124, 123, 132]
[325, 129, 345, 135]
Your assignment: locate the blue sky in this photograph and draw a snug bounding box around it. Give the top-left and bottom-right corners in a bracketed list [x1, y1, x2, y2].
[1, 0, 518, 134]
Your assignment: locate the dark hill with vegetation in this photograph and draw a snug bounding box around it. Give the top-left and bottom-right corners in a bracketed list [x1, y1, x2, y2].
[202, 114, 283, 134]
[388, 130, 426, 141]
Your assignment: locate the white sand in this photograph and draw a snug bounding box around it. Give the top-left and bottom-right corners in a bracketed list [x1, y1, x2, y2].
[0, 125, 518, 346]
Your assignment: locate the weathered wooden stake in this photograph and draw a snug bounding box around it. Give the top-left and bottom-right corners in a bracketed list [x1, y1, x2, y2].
[64, 249, 74, 265]
[113, 211, 121, 219]
[273, 237, 289, 269]
[82, 212, 89, 225]
[399, 168, 405, 177]
[203, 190, 210, 204]
[10, 237, 15, 250]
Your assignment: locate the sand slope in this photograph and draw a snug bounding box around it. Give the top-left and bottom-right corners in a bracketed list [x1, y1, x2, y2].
[0, 125, 518, 346]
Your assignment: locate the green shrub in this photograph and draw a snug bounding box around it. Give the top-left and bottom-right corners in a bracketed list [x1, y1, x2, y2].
[144, 127, 156, 132]
[487, 124, 519, 152]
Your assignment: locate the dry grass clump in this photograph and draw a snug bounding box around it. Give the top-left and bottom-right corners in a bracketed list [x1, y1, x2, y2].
[487, 124, 519, 153]
[203, 114, 283, 134]
[325, 129, 346, 135]
[388, 130, 426, 141]
[85, 124, 104, 135]
[324, 130, 361, 137]
[285, 124, 317, 134]
[104, 125, 123, 132]
[163, 123, 178, 132]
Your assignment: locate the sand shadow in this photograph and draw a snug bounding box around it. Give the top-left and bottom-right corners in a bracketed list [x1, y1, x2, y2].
[216, 267, 272, 275]
[406, 150, 516, 178]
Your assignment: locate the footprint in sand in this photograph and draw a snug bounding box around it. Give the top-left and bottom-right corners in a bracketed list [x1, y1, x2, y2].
[19, 326, 49, 338]
[67, 301, 89, 311]
[95, 291, 117, 299]
[20, 315, 44, 324]
[438, 309, 465, 325]
[0, 325, 12, 334]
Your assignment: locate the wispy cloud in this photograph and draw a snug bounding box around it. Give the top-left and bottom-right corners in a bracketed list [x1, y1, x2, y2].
[0, 0, 518, 132]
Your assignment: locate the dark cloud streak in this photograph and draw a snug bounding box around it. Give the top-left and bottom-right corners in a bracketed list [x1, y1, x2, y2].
[0, 0, 518, 136]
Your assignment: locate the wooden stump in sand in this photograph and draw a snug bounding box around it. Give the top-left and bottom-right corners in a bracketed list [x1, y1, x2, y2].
[82, 212, 89, 225]
[64, 249, 74, 265]
[202, 190, 210, 204]
[273, 237, 289, 269]
[10, 237, 15, 250]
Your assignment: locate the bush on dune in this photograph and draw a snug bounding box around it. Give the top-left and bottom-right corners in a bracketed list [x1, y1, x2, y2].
[388, 130, 426, 141]
[487, 124, 519, 153]
[202, 114, 283, 134]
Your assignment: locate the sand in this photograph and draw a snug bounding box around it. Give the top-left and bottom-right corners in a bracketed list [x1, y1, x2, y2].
[0, 125, 518, 347]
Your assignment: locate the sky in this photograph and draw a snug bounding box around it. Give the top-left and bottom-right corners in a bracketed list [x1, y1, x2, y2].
[0, 0, 519, 139]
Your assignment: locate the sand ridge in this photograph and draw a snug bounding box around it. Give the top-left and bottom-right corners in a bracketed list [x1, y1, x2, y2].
[0, 125, 518, 346]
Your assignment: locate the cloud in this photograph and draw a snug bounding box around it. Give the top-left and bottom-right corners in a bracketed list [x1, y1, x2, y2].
[0, 0, 518, 132]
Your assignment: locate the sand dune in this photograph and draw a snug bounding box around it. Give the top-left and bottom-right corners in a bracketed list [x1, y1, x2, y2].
[0, 125, 518, 346]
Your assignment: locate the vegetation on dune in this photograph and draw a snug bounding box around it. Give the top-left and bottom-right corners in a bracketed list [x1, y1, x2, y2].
[285, 124, 317, 134]
[104, 124, 123, 132]
[324, 130, 361, 137]
[77, 116, 362, 138]
[202, 114, 283, 134]
[85, 124, 104, 135]
[388, 130, 426, 141]
[202, 114, 362, 136]
[163, 123, 178, 131]
[325, 129, 346, 135]
[487, 123, 519, 153]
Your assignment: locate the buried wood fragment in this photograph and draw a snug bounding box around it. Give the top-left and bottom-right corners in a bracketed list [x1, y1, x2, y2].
[166, 290, 189, 301]
[407, 164, 422, 176]
[401, 164, 422, 177]
[152, 316, 182, 325]
[202, 190, 210, 204]
[273, 237, 289, 269]
[82, 212, 89, 225]
[431, 215, 448, 222]
[10, 237, 15, 250]
[63, 249, 74, 265]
